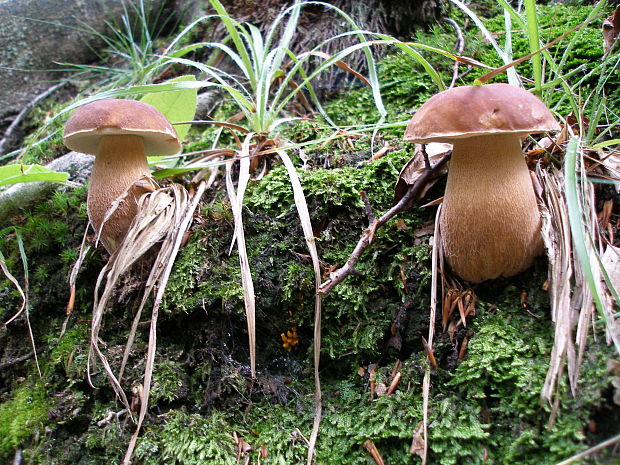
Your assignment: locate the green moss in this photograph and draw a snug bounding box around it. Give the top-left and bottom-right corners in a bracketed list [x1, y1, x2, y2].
[0, 185, 99, 317]
[136, 411, 238, 465]
[46, 323, 90, 379]
[428, 398, 489, 465]
[0, 381, 51, 460]
[150, 360, 188, 404]
[426, 288, 614, 465]
[163, 200, 244, 314]
[1, 2, 617, 464]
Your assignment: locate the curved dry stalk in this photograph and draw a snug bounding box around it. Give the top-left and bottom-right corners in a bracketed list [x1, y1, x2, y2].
[1, 254, 26, 326]
[418, 203, 442, 465]
[443, 18, 465, 88]
[555, 433, 620, 465]
[2, 231, 41, 377]
[123, 181, 206, 464]
[276, 149, 323, 465]
[225, 134, 257, 377]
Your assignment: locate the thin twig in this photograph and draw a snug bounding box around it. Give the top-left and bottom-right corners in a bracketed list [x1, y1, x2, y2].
[12, 449, 22, 465]
[444, 18, 465, 89]
[555, 433, 620, 465]
[96, 409, 128, 427]
[0, 82, 67, 156]
[0, 351, 34, 370]
[360, 191, 375, 224]
[318, 153, 450, 296]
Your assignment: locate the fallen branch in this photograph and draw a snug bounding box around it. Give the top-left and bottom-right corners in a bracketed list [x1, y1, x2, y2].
[0, 82, 67, 156]
[318, 152, 450, 296]
[96, 409, 128, 427]
[0, 351, 34, 370]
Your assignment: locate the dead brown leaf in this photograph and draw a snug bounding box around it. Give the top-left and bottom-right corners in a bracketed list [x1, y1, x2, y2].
[410, 421, 425, 459]
[393, 143, 451, 206]
[363, 439, 386, 465]
[608, 359, 620, 405]
[596, 148, 620, 192]
[442, 286, 476, 332]
[603, 5, 620, 57]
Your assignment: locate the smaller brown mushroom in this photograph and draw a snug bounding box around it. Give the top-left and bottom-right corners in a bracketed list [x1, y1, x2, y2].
[404, 83, 560, 283]
[64, 99, 181, 253]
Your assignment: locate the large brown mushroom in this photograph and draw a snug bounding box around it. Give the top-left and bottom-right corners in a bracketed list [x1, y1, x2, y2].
[404, 83, 560, 283]
[64, 99, 181, 253]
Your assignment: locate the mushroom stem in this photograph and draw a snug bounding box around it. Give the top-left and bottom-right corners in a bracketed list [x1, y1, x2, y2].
[87, 135, 151, 251]
[440, 133, 543, 282]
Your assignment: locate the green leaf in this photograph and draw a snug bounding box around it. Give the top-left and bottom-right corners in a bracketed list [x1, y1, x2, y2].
[0, 164, 68, 187]
[140, 75, 198, 142]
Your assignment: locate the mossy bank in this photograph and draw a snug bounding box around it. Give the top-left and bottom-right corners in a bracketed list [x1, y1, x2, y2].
[1, 1, 619, 464]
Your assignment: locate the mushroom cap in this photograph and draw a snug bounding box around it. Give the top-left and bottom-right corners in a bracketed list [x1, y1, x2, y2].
[404, 83, 560, 143]
[63, 99, 181, 155]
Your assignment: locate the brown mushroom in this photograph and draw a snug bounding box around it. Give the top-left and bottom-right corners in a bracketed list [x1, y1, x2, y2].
[404, 83, 560, 282]
[64, 99, 181, 252]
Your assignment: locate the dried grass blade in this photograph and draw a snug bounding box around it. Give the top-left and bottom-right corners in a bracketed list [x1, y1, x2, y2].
[420, 371, 430, 465]
[115, 188, 182, 378]
[556, 433, 620, 465]
[225, 136, 256, 377]
[565, 139, 620, 353]
[88, 186, 178, 414]
[66, 227, 92, 317]
[276, 149, 323, 465]
[123, 182, 205, 465]
[538, 167, 574, 403]
[419, 204, 442, 464]
[304, 50, 371, 86]
[2, 231, 41, 377]
[1, 243, 41, 375]
[1, 250, 26, 325]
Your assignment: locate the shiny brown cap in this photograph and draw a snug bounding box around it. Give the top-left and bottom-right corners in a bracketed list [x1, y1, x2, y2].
[404, 83, 560, 143]
[63, 99, 181, 155]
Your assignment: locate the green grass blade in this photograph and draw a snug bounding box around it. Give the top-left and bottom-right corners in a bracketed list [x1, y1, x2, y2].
[450, 0, 519, 85]
[208, 0, 256, 88]
[564, 137, 620, 354]
[593, 139, 620, 149]
[162, 15, 216, 56]
[524, 0, 542, 95]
